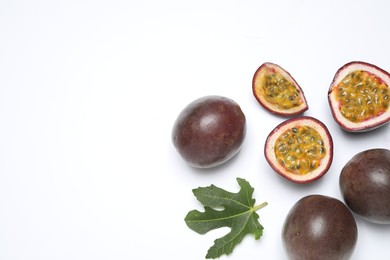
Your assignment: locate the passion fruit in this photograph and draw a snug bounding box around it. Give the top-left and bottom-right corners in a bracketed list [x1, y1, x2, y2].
[328, 61, 390, 132]
[282, 195, 358, 260]
[339, 148, 390, 224]
[172, 95, 246, 168]
[264, 116, 333, 184]
[252, 62, 308, 116]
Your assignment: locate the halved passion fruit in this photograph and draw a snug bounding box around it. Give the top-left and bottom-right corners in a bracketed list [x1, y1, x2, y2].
[328, 61, 390, 132]
[252, 62, 308, 116]
[264, 116, 333, 184]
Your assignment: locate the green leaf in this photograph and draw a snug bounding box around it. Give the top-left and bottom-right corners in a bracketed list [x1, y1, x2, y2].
[184, 178, 268, 259]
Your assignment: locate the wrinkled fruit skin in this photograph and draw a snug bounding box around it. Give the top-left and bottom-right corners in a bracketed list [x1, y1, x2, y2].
[340, 148, 390, 224]
[172, 95, 246, 168]
[282, 195, 357, 260]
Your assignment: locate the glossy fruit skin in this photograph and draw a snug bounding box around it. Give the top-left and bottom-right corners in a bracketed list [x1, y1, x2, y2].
[172, 95, 246, 168]
[282, 195, 358, 260]
[264, 116, 333, 184]
[328, 61, 390, 132]
[340, 148, 390, 224]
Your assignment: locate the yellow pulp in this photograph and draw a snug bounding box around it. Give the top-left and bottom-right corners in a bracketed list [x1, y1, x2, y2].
[262, 69, 303, 109]
[336, 70, 389, 122]
[275, 126, 326, 175]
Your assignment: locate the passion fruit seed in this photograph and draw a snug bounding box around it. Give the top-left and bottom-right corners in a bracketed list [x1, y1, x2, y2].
[336, 70, 389, 122]
[263, 69, 303, 110]
[275, 126, 326, 175]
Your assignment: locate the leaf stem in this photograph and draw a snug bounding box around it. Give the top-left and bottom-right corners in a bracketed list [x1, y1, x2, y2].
[252, 201, 268, 211]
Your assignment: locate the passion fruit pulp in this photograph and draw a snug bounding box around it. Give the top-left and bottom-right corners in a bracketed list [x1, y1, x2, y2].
[252, 62, 308, 116]
[282, 195, 358, 260]
[264, 116, 333, 184]
[172, 95, 246, 168]
[328, 61, 390, 132]
[340, 148, 390, 224]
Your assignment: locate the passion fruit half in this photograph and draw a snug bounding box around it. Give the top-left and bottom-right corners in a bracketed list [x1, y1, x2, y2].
[264, 116, 333, 184]
[252, 62, 308, 116]
[328, 61, 390, 132]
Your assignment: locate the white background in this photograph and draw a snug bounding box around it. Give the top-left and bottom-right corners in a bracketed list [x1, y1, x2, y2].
[1, 0, 390, 259]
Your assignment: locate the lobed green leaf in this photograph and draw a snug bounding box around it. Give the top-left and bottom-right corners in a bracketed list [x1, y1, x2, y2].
[184, 178, 267, 259]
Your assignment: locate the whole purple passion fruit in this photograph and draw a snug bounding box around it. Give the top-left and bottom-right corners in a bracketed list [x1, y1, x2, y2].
[340, 148, 390, 224]
[252, 62, 308, 116]
[328, 61, 390, 132]
[172, 95, 246, 168]
[264, 116, 333, 184]
[282, 195, 358, 260]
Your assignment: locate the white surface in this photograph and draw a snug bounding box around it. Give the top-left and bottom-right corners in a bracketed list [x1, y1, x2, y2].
[0, 1, 390, 259]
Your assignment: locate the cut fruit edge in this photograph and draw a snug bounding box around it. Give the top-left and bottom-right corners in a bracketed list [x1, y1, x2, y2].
[264, 116, 333, 184]
[328, 61, 390, 132]
[252, 62, 308, 116]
